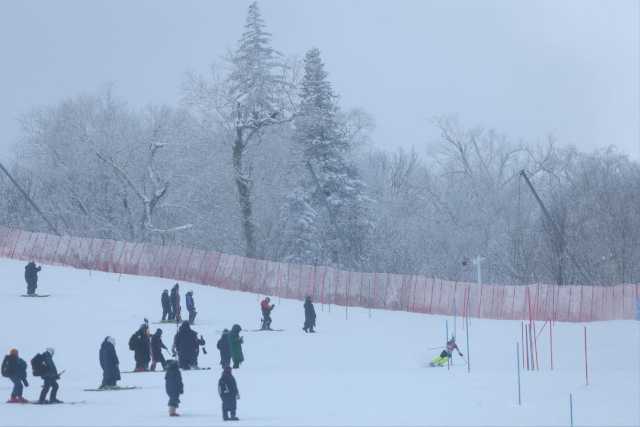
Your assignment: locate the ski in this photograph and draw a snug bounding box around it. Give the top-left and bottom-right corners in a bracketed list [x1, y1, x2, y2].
[249, 328, 285, 332]
[83, 386, 139, 391]
[20, 294, 50, 298]
[121, 370, 164, 374]
[30, 400, 87, 405]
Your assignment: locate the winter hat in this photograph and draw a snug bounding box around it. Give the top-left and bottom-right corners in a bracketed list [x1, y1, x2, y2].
[107, 336, 116, 346]
[9, 348, 18, 356]
[46, 347, 55, 356]
[156, 328, 163, 335]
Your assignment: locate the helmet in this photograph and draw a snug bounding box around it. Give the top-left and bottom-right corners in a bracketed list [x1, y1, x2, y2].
[46, 347, 55, 356]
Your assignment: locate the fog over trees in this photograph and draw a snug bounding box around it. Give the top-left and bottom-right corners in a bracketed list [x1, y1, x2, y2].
[1, 2, 638, 286]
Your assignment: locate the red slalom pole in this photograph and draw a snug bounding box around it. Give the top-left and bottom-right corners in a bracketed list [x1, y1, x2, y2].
[521, 321, 526, 369]
[550, 320, 554, 370]
[533, 320, 540, 371]
[584, 326, 589, 386]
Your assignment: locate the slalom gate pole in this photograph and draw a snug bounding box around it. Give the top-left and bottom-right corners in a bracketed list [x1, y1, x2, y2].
[533, 321, 539, 370]
[524, 324, 530, 370]
[550, 319, 554, 370]
[528, 324, 535, 371]
[584, 326, 589, 386]
[465, 309, 470, 373]
[446, 320, 450, 370]
[516, 342, 522, 405]
[569, 393, 574, 427]
[521, 321, 526, 369]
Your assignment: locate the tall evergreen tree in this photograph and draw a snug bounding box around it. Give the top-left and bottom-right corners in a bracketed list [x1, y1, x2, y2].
[280, 48, 372, 268]
[227, 1, 288, 258]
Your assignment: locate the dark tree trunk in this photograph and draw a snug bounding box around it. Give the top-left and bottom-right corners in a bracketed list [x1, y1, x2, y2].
[233, 129, 256, 258]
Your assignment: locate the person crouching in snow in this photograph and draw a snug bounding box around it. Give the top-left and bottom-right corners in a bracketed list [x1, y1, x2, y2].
[99, 336, 120, 389]
[2, 348, 29, 403]
[165, 360, 183, 416]
[430, 336, 464, 367]
[218, 366, 240, 421]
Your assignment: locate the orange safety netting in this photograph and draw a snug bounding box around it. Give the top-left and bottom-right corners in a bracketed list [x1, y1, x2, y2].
[0, 226, 637, 322]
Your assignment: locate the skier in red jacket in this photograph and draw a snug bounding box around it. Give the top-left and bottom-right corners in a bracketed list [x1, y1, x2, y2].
[260, 297, 275, 330]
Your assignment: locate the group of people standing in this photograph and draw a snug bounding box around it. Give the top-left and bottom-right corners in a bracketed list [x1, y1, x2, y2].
[161, 284, 197, 325]
[2, 348, 62, 404]
[8, 264, 321, 421]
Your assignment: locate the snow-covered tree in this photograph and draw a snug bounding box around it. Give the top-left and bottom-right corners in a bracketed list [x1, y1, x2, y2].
[279, 47, 373, 268]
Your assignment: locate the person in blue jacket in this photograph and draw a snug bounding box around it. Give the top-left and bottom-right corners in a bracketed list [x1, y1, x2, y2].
[2, 348, 29, 403]
[185, 291, 197, 325]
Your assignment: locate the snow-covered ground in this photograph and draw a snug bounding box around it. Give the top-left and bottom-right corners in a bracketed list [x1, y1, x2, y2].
[0, 258, 638, 426]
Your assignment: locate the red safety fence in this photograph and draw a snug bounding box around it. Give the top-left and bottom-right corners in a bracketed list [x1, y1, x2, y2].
[1, 226, 638, 322]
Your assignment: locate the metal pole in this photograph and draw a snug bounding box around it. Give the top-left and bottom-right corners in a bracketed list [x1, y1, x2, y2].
[569, 393, 574, 427]
[584, 326, 589, 386]
[446, 320, 450, 370]
[465, 309, 470, 373]
[0, 161, 61, 236]
[550, 319, 554, 370]
[516, 342, 522, 406]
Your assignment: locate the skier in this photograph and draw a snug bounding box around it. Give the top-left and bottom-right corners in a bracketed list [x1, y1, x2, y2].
[185, 291, 197, 325]
[172, 321, 205, 370]
[2, 348, 29, 403]
[164, 359, 183, 417]
[260, 297, 275, 330]
[99, 336, 120, 389]
[151, 328, 168, 371]
[170, 284, 181, 322]
[229, 324, 244, 369]
[430, 336, 464, 367]
[161, 290, 171, 321]
[216, 329, 231, 368]
[129, 324, 151, 372]
[218, 366, 240, 421]
[24, 261, 41, 295]
[303, 295, 316, 333]
[33, 348, 62, 404]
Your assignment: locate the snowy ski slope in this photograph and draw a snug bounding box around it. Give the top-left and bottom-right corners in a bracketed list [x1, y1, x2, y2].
[0, 258, 638, 426]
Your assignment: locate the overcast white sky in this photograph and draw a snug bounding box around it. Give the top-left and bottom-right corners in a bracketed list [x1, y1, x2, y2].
[0, 0, 638, 162]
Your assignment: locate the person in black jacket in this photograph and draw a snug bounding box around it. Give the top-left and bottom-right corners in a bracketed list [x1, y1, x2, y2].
[2, 348, 29, 403]
[164, 359, 183, 417]
[303, 296, 317, 333]
[185, 291, 197, 325]
[170, 284, 181, 323]
[151, 329, 168, 371]
[161, 290, 171, 321]
[172, 321, 205, 370]
[37, 348, 62, 404]
[99, 336, 120, 389]
[216, 329, 231, 368]
[129, 324, 151, 372]
[218, 366, 240, 421]
[24, 261, 42, 295]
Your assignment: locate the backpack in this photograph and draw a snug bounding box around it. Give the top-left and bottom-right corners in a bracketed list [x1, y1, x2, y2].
[129, 333, 138, 351]
[1, 356, 12, 378]
[31, 353, 46, 377]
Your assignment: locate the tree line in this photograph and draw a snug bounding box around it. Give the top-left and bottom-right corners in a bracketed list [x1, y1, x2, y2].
[1, 2, 638, 286]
